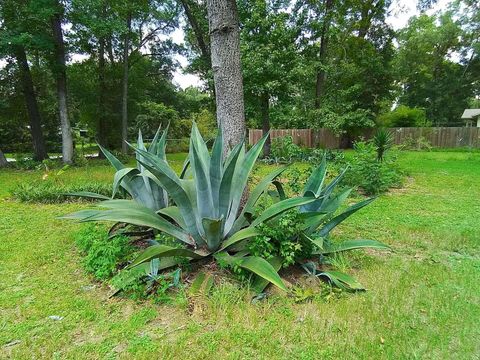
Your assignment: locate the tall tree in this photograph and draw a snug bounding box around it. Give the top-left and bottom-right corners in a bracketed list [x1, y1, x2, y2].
[394, 11, 473, 125]
[0, 0, 49, 160]
[121, 12, 132, 153]
[50, 0, 74, 163]
[239, 0, 301, 155]
[0, 149, 8, 167]
[206, 0, 246, 152]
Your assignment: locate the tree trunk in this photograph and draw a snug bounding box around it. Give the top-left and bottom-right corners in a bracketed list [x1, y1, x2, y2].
[97, 36, 108, 158]
[14, 45, 49, 161]
[315, 0, 334, 109]
[260, 92, 271, 156]
[180, 0, 211, 66]
[121, 14, 131, 154]
[51, 3, 74, 164]
[206, 0, 245, 154]
[0, 149, 8, 167]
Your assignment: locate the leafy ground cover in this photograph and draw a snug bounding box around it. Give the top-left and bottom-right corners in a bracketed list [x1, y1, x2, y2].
[0, 151, 479, 359]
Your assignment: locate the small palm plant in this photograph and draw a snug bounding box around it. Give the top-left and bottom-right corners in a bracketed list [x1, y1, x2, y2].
[373, 128, 394, 162]
[71, 126, 169, 211]
[63, 124, 317, 290]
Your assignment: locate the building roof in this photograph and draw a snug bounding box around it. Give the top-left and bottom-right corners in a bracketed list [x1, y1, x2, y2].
[461, 109, 480, 119]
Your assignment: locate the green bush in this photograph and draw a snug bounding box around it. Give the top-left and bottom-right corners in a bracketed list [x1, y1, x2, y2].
[399, 135, 432, 151]
[248, 209, 312, 268]
[271, 136, 303, 161]
[264, 136, 339, 165]
[377, 105, 430, 127]
[75, 224, 134, 280]
[10, 181, 112, 203]
[345, 140, 402, 195]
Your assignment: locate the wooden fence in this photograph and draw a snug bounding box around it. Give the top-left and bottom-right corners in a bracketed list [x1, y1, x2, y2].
[248, 127, 480, 149]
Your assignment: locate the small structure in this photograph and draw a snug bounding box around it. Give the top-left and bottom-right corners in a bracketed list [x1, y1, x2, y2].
[461, 109, 480, 127]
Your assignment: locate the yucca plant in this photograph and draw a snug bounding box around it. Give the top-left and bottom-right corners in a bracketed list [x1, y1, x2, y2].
[373, 128, 393, 162]
[71, 126, 169, 211]
[63, 124, 317, 291]
[260, 155, 390, 291]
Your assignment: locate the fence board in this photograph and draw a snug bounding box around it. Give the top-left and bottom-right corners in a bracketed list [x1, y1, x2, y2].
[248, 127, 480, 149]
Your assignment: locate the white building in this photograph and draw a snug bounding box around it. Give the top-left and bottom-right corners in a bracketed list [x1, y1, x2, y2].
[461, 109, 480, 127]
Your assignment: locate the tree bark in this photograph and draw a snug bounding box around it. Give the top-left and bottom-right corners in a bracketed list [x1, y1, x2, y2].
[121, 13, 132, 154]
[315, 0, 334, 109]
[14, 45, 49, 161]
[97, 36, 108, 157]
[0, 149, 8, 167]
[206, 0, 246, 154]
[51, 3, 74, 164]
[260, 92, 271, 156]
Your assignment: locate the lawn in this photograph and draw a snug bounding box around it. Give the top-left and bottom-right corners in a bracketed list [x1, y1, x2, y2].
[0, 151, 479, 359]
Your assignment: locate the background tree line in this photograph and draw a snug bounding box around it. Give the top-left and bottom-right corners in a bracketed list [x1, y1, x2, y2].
[0, 0, 479, 161]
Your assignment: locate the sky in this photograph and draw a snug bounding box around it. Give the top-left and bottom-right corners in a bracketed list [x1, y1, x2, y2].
[0, 0, 453, 89]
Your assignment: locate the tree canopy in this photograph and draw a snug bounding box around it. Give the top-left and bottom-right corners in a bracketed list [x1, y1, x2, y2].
[0, 0, 478, 157]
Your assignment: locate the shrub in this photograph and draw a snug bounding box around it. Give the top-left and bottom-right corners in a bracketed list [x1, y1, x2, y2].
[345, 140, 402, 195]
[10, 182, 112, 203]
[373, 128, 394, 162]
[75, 224, 134, 280]
[270, 136, 303, 161]
[248, 209, 311, 268]
[264, 137, 338, 165]
[399, 135, 432, 151]
[378, 105, 430, 127]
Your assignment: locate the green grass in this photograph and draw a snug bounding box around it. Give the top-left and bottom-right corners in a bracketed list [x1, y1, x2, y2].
[1, 151, 479, 359]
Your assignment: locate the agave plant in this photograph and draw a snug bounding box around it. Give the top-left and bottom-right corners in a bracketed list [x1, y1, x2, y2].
[259, 155, 390, 291]
[71, 126, 169, 211]
[63, 124, 317, 290]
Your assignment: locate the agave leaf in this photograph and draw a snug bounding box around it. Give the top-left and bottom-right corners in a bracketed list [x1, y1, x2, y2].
[303, 155, 327, 198]
[320, 239, 390, 254]
[250, 196, 317, 227]
[230, 166, 288, 234]
[66, 192, 111, 200]
[320, 188, 352, 214]
[190, 122, 210, 170]
[127, 244, 205, 269]
[238, 256, 287, 291]
[209, 130, 223, 211]
[202, 217, 223, 251]
[112, 168, 139, 198]
[60, 209, 103, 220]
[300, 212, 328, 234]
[271, 180, 287, 200]
[317, 270, 365, 291]
[251, 256, 283, 293]
[71, 206, 194, 245]
[218, 142, 244, 221]
[190, 136, 214, 220]
[302, 233, 324, 251]
[218, 226, 262, 251]
[318, 197, 376, 237]
[157, 206, 186, 228]
[179, 157, 190, 179]
[224, 133, 269, 233]
[134, 152, 201, 243]
[318, 166, 349, 207]
[97, 199, 150, 210]
[98, 144, 124, 171]
[148, 124, 163, 155]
